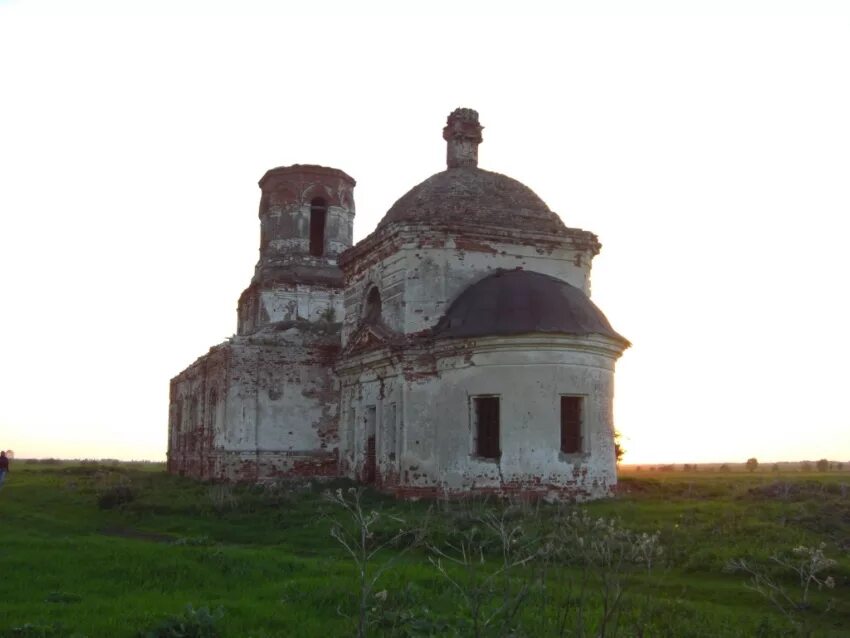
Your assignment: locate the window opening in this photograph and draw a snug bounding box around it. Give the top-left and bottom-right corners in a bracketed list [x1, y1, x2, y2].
[309, 197, 327, 256]
[364, 286, 382, 323]
[189, 397, 198, 430]
[474, 396, 500, 459]
[207, 389, 218, 430]
[560, 396, 583, 454]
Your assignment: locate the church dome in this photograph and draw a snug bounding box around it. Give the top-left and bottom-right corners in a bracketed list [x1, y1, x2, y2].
[377, 167, 568, 234]
[376, 108, 567, 235]
[434, 269, 628, 344]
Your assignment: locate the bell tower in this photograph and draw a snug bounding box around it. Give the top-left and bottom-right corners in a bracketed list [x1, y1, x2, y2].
[237, 164, 356, 335]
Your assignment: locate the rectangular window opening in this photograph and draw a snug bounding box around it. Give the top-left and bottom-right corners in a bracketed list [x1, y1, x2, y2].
[560, 396, 583, 454]
[474, 396, 500, 459]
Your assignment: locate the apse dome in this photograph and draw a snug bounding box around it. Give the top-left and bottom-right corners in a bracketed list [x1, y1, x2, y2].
[434, 269, 628, 344]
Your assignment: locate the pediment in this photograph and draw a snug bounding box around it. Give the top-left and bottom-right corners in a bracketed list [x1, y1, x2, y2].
[345, 322, 395, 354]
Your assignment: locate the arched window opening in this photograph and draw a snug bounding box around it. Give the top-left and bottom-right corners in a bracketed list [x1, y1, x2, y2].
[189, 397, 199, 431]
[364, 286, 382, 323]
[309, 197, 327, 257]
[207, 389, 218, 430]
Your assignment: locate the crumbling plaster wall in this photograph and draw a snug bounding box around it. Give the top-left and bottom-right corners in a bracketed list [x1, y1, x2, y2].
[337, 334, 621, 501]
[403, 337, 620, 500]
[238, 278, 345, 336]
[338, 364, 403, 484]
[168, 346, 229, 479]
[401, 236, 593, 335]
[218, 324, 340, 480]
[340, 225, 595, 345]
[341, 247, 406, 343]
[259, 179, 354, 262]
[254, 284, 343, 325]
[168, 321, 341, 482]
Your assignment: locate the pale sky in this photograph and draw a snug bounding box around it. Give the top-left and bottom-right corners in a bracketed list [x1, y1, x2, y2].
[1, 0, 848, 464]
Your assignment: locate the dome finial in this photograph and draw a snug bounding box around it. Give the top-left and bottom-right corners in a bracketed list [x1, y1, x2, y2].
[443, 108, 483, 169]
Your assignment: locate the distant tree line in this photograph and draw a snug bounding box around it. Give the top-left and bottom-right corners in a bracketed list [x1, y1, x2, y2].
[630, 459, 845, 472]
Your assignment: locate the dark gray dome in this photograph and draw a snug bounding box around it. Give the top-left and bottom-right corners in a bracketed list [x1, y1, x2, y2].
[377, 167, 568, 234]
[434, 269, 628, 344]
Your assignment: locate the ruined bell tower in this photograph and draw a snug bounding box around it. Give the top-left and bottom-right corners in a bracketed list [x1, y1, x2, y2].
[169, 163, 356, 481]
[237, 165, 356, 335]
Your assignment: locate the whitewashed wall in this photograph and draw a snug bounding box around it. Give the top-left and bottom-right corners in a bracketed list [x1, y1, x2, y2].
[341, 227, 594, 345]
[337, 334, 623, 500]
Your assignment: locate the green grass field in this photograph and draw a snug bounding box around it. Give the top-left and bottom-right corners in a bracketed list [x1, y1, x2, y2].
[0, 463, 848, 637]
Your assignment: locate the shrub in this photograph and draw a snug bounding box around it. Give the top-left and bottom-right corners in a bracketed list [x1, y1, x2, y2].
[614, 430, 625, 464]
[44, 591, 82, 604]
[172, 535, 213, 547]
[23, 458, 61, 465]
[97, 485, 135, 509]
[9, 622, 70, 637]
[139, 604, 223, 638]
[207, 483, 239, 512]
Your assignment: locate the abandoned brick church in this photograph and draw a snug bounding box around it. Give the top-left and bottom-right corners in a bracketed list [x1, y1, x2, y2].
[167, 108, 629, 500]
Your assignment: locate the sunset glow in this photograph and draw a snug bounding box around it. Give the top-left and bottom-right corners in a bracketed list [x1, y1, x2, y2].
[1, 0, 848, 464]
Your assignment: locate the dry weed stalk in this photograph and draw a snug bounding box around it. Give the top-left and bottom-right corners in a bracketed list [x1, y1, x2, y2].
[324, 487, 425, 638]
[726, 542, 838, 633]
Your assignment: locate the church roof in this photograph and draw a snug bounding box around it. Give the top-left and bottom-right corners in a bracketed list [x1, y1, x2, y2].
[375, 108, 568, 235]
[258, 164, 355, 190]
[377, 166, 568, 234]
[434, 269, 628, 345]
